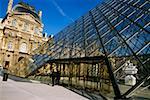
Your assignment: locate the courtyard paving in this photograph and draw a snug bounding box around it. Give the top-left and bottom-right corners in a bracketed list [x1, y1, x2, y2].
[0, 76, 88, 100]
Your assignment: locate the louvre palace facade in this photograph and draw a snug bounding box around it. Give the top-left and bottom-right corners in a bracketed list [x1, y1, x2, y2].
[0, 0, 48, 73]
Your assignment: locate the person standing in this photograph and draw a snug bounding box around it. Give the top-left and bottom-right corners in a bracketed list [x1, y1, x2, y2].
[56, 68, 60, 85]
[3, 65, 9, 81]
[51, 69, 55, 86]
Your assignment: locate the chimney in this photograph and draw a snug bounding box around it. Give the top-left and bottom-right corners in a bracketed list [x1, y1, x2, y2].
[7, 0, 13, 13]
[38, 11, 42, 19]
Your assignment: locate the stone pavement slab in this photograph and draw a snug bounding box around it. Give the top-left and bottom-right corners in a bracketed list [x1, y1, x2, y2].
[0, 76, 88, 100]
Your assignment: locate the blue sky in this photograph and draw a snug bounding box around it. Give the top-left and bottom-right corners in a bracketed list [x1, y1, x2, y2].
[0, 0, 102, 36]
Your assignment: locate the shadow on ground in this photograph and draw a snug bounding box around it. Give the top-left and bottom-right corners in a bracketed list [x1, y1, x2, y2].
[0, 74, 32, 83]
[62, 86, 107, 100]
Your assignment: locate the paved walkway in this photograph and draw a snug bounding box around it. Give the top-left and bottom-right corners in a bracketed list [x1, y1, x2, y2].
[0, 76, 88, 100]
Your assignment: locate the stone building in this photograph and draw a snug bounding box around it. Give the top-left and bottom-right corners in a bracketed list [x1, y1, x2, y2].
[0, 0, 48, 72]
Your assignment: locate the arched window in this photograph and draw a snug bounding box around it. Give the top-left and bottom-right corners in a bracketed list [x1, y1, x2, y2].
[24, 22, 29, 31]
[32, 42, 37, 50]
[38, 42, 41, 47]
[19, 42, 27, 53]
[12, 19, 17, 27]
[8, 41, 13, 50]
[34, 27, 39, 34]
[18, 57, 24, 62]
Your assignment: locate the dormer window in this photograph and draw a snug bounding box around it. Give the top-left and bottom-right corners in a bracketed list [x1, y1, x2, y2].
[12, 19, 17, 27]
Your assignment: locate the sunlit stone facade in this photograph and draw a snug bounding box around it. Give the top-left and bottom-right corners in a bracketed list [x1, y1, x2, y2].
[0, 0, 48, 73]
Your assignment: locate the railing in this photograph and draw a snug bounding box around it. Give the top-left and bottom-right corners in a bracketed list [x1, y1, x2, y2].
[27, 54, 150, 99]
[29, 60, 112, 97]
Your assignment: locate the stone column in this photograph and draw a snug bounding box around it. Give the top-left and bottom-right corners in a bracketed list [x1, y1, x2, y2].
[7, 0, 13, 13]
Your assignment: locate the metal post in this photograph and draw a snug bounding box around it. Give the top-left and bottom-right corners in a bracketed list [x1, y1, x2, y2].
[97, 63, 99, 90]
[68, 64, 70, 87]
[62, 63, 65, 84]
[83, 64, 86, 90]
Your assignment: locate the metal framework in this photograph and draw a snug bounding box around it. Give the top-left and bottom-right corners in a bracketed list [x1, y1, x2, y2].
[16, 0, 150, 99]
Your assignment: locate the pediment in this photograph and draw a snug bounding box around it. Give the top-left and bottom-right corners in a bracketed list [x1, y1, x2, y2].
[12, 13, 41, 24]
[20, 14, 40, 23]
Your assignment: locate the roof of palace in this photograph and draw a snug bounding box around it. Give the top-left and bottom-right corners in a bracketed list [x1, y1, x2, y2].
[12, 2, 41, 21]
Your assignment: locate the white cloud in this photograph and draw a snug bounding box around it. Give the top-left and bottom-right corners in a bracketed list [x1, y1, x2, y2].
[0, 18, 3, 22]
[51, 0, 74, 22]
